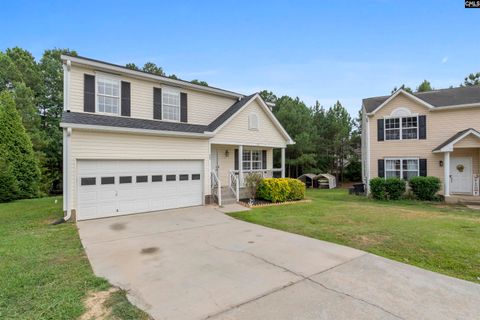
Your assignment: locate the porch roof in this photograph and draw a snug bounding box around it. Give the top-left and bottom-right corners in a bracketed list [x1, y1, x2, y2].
[433, 128, 480, 153]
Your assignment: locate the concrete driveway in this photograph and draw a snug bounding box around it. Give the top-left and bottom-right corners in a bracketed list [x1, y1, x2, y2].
[78, 206, 480, 320]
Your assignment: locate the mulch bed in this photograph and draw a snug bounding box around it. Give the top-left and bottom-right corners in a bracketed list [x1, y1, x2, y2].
[239, 198, 311, 208]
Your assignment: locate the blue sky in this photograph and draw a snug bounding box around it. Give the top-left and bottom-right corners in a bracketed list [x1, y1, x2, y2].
[1, 0, 479, 115]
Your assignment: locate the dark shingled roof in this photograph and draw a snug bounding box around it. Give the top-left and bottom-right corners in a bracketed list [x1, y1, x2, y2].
[363, 86, 480, 113]
[61, 112, 209, 134]
[433, 128, 480, 152]
[207, 93, 258, 131]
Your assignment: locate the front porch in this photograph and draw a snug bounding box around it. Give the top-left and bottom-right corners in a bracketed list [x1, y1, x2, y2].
[210, 143, 285, 204]
[433, 128, 480, 200]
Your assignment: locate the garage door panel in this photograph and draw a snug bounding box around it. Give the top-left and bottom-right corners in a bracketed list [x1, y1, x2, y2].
[77, 160, 203, 220]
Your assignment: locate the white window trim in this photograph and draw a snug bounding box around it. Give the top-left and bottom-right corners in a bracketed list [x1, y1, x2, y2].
[384, 115, 419, 141]
[384, 157, 419, 180]
[242, 149, 263, 171]
[95, 74, 121, 116]
[248, 113, 259, 130]
[162, 87, 181, 122]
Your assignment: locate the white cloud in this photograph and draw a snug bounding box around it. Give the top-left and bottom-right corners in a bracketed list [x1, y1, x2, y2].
[441, 56, 448, 64]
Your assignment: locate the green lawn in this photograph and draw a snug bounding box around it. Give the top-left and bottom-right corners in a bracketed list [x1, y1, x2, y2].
[0, 196, 149, 320]
[229, 189, 480, 284]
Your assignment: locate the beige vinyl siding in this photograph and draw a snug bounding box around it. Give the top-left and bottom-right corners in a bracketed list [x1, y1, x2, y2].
[69, 129, 210, 209]
[210, 100, 288, 147]
[68, 65, 237, 125]
[368, 93, 480, 192]
[212, 145, 273, 185]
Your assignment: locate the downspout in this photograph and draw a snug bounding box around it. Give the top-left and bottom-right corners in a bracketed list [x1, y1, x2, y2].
[63, 59, 72, 221]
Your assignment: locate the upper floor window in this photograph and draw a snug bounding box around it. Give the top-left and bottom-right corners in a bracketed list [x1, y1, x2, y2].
[162, 90, 180, 121]
[97, 76, 120, 115]
[385, 116, 417, 140]
[242, 149, 262, 170]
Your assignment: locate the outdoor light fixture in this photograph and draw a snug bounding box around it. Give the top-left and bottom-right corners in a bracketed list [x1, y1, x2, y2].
[225, 150, 229, 157]
[439, 160, 443, 167]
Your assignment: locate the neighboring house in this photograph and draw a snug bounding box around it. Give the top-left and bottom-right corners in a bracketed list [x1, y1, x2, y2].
[61, 55, 294, 221]
[361, 86, 480, 200]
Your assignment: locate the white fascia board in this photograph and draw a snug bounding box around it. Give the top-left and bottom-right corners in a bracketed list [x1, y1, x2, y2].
[367, 89, 435, 116]
[429, 102, 480, 111]
[61, 55, 244, 100]
[209, 140, 287, 148]
[60, 122, 213, 138]
[433, 129, 480, 153]
[208, 94, 295, 145]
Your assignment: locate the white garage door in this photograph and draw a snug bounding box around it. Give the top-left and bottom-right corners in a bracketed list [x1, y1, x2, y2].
[77, 160, 203, 220]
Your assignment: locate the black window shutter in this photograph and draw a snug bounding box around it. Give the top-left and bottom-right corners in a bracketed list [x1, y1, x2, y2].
[378, 159, 385, 178]
[419, 159, 427, 176]
[377, 119, 384, 141]
[262, 150, 267, 169]
[84, 74, 95, 112]
[419, 115, 427, 139]
[180, 92, 188, 123]
[121, 81, 131, 116]
[234, 149, 239, 170]
[153, 87, 162, 120]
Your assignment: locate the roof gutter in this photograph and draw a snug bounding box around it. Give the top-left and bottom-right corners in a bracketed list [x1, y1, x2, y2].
[60, 122, 214, 138]
[429, 102, 480, 111]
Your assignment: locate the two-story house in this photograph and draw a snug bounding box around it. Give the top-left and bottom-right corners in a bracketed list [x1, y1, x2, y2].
[61, 55, 294, 221]
[362, 86, 480, 201]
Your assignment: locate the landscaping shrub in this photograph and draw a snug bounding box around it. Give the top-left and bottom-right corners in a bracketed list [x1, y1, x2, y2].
[257, 178, 305, 203]
[287, 179, 306, 200]
[409, 176, 441, 201]
[384, 178, 406, 200]
[369, 177, 386, 200]
[257, 178, 291, 203]
[244, 172, 263, 199]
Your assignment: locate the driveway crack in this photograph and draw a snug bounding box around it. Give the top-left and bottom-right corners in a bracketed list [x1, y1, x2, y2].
[204, 241, 403, 319]
[307, 278, 405, 320]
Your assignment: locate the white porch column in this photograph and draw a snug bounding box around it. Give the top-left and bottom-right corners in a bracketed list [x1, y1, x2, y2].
[238, 145, 243, 185]
[444, 151, 450, 197]
[281, 147, 286, 178]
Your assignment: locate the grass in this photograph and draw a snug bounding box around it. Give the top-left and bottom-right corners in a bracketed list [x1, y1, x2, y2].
[0, 196, 149, 320]
[229, 188, 480, 283]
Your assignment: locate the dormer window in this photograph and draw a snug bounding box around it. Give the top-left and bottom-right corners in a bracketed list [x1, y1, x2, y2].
[96, 76, 120, 115]
[248, 113, 259, 130]
[162, 89, 180, 122]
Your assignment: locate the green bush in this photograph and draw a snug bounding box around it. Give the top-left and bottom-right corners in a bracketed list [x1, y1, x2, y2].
[287, 179, 306, 200]
[384, 178, 406, 200]
[257, 178, 290, 202]
[0, 91, 40, 199]
[369, 177, 386, 200]
[256, 178, 305, 203]
[409, 176, 441, 201]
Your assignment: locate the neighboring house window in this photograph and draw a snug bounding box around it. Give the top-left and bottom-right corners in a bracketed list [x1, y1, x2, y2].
[385, 116, 418, 140]
[97, 76, 120, 115]
[248, 113, 259, 130]
[385, 158, 419, 180]
[162, 90, 180, 121]
[242, 150, 262, 170]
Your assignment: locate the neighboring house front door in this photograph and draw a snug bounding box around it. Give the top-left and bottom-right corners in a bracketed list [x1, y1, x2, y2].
[450, 156, 473, 194]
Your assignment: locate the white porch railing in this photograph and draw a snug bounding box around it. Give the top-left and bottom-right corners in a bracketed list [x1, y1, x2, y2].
[228, 171, 240, 201]
[211, 171, 221, 206]
[230, 169, 283, 187]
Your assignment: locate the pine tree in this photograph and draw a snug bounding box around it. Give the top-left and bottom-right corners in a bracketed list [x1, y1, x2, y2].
[0, 91, 41, 199]
[0, 158, 19, 202]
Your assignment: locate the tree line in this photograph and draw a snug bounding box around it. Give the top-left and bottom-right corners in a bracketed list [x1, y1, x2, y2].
[0, 45, 478, 201]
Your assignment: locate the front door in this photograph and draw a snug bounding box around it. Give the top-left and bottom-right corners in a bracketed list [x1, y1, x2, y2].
[450, 157, 473, 194]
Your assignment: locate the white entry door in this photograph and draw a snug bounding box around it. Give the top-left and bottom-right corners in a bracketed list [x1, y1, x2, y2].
[450, 157, 472, 194]
[77, 160, 203, 220]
